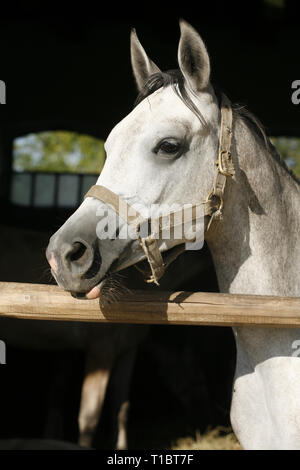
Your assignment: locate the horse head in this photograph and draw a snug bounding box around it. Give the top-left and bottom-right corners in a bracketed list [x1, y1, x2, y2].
[46, 20, 222, 299]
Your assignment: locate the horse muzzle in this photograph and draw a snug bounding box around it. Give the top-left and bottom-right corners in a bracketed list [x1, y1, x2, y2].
[46, 235, 103, 297]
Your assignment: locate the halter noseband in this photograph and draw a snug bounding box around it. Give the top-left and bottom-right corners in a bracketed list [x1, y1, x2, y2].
[84, 93, 234, 285]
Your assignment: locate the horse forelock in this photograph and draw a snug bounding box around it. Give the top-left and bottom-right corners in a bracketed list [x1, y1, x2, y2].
[134, 69, 208, 128]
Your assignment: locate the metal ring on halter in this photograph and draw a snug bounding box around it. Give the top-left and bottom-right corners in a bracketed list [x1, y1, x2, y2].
[217, 196, 224, 213]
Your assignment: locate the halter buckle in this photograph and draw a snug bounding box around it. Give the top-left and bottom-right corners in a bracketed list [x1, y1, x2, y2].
[218, 150, 234, 177]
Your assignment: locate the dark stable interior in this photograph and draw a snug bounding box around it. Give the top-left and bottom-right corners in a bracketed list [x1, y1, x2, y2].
[0, 0, 299, 449]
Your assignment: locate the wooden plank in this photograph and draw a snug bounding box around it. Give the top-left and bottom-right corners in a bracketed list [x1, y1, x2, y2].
[0, 281, 299, 327]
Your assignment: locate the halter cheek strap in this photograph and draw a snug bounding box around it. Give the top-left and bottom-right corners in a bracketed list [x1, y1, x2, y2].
[205, 93, 234, 232]
[84, 93, 234, 285]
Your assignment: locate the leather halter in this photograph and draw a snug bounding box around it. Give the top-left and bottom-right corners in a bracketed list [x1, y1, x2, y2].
[84, 93, 234, 285]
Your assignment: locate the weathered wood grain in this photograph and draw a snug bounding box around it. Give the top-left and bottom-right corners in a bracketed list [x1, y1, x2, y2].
[0, 282, 299, 328]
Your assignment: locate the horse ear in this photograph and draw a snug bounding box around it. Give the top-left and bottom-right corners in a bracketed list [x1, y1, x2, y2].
[177, 19, 210, 92]
[130, 28, 161, 91]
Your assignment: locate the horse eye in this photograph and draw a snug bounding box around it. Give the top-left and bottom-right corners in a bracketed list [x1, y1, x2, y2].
[155, 139, 181, 156]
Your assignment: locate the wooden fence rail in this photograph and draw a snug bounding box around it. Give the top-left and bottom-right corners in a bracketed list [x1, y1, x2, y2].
[0, 282, 300, 328]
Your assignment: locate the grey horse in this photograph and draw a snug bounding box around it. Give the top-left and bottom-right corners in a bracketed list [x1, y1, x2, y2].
[46, 20, 300, 449]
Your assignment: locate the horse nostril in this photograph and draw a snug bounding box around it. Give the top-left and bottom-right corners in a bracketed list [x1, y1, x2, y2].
[62, 240, 101, 280]
[65, 241, 92, 271]
[69, 242, 87, 263]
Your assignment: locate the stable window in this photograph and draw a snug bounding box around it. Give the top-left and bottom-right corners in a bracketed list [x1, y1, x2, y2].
[10, 131, 105, 208]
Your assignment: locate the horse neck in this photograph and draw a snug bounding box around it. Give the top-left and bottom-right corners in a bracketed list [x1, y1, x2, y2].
[206, 115, 300, 297]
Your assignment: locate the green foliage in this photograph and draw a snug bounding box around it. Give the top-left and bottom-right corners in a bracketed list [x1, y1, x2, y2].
[13, 131, 106, 174]
[270, 136, 300, 178]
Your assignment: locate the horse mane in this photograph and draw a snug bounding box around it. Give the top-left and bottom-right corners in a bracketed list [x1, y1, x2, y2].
[134, 69, 300, 186]
[232, 104, 300, 186]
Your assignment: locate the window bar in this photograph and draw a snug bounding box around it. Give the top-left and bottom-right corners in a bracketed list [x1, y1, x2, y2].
[53, 173, 59, 208]
[77, 173, 83, 206]
[30, 172, 36, 208]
